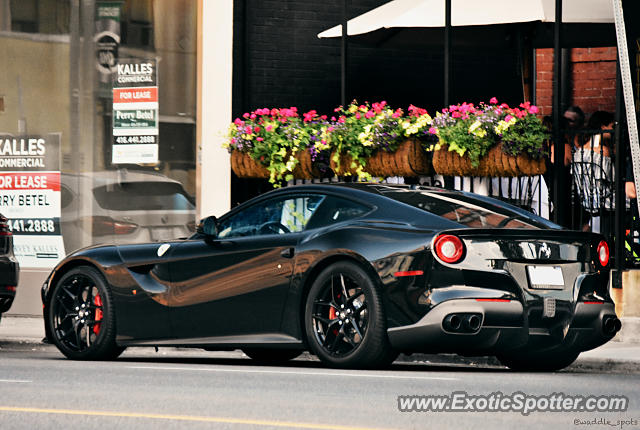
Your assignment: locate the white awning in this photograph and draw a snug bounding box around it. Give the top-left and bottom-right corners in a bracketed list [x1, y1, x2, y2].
[318, 0, 614, 39]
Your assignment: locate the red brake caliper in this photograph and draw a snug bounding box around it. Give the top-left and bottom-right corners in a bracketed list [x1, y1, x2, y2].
[93, 294, 103, 335]
[329, 294, 340, 335]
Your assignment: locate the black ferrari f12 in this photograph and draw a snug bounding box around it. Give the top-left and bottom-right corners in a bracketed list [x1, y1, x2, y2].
[42, 183, 620, 370]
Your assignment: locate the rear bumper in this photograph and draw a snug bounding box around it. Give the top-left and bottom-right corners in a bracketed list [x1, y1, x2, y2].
[387, 299, 618, 355]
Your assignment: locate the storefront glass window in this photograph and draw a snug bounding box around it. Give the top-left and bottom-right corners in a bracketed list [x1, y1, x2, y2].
[0, 0, 197, 269]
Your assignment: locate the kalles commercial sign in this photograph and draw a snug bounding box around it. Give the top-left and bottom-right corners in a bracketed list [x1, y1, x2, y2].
[0, 134, 65, 268]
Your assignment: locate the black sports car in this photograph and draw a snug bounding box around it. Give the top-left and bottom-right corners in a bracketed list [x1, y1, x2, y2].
[42, 183, 620, 370]
[0, 213, 19, 323]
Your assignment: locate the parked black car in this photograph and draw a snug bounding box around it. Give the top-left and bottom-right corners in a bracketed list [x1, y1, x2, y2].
[0, 213, 19, 322]
[41, 183, 620, 370]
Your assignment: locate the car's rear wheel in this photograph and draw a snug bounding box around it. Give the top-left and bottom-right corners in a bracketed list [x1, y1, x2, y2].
[242, 348, 302, 364]
[48, 266, 125, 360]
[304, 261, 396, 369]
[497, 349, 580, 372]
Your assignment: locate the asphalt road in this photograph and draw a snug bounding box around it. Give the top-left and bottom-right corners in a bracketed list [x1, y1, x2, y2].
[0, 345, 638, 430]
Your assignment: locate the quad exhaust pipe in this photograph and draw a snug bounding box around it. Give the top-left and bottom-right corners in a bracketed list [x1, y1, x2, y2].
[602, 316, 622, 335]
[443, 313, 482, 333]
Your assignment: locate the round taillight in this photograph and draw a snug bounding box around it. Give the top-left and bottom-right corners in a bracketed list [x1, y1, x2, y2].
[434, 234, 465, 264]
[597, 240, 609, 266]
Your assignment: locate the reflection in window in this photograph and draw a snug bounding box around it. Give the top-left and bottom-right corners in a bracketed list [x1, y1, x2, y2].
[383, 190, 539, 229]
[306, 196, 370, 230]
[218, 195, 324, 239]
[93, 181, 194, 211]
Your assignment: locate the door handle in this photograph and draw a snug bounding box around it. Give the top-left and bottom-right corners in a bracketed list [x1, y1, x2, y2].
[281, 247, 295, 258]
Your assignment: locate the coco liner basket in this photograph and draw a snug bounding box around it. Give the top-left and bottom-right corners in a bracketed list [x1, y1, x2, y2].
[365, 139, 433, 177]
[331, 139, 433, 177]
[432, 144, 546, 177]
[230, 150, 269, 178]
[231, 149, 321, 179]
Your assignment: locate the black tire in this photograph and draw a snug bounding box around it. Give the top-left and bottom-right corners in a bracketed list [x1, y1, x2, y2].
[47, 266, 125, 360]
[304, 261, 394, 369]
[497, 350, 580, 372]
[242, 348, 302, 364]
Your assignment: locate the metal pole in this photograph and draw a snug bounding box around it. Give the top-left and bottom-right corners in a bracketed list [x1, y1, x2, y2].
[341, 0, 348, 106]
[614, 62, 625, 283]
[552, 0, 564, 225]
[444, 0, 451, 107]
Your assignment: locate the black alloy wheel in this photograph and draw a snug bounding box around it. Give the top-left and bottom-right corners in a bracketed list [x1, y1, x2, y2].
[48, 266, 124, 360]
[304, 261, 396, 368]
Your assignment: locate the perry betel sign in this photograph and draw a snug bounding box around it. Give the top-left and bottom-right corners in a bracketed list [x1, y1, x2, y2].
[112, 58, 159, 164]
[0, 134, 65, 268]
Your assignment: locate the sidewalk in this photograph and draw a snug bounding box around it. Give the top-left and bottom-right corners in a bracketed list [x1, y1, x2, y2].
[1, 315, 638, 372]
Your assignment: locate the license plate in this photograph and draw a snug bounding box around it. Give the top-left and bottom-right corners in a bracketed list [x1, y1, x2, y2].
[150, 227, 175, 241]
[526, 265, 564, 290]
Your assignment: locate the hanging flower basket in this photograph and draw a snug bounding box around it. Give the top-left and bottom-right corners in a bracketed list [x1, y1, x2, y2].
[331, 139, 433, 178]
[330, 152, 360, 176]
[231, 150, 324, 180]
[230, 150, 269, 178]
[433, 144, 546, 177]
[365, 139, 433, 177]
[291, 150, 322, 179]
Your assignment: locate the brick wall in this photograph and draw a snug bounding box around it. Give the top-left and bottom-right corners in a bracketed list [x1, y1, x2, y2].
[232, 0, 523, 119]
[535, 47, 617, 119]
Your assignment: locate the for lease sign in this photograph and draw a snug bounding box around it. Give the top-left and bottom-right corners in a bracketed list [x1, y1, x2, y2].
[0, 134, 65, 268]
[112, 58, 159, 164]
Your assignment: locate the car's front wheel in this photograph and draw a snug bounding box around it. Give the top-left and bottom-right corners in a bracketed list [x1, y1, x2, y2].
[48, 266, 125, 360]
[304, 261, 396, 369]
[497, 349, 580, 372]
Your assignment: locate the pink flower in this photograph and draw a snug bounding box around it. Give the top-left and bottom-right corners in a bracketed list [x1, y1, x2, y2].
[365, 110, 375, 119]
[452, 111, 462, 118]
[355, 113, 361, 119]
[250, 114, 256, 119]
[331, 116, 336, 121]
[303, 110, 317, 122]
[271, 108, 279, 116]
[328, 126, 335, 132]
[243, 112, 250, 118]
[234, 118, 244, 126]
[245, 126, 253, 133]
[266, 124, 273, 132]
[529, 105, 539, 114]
[338, 116, 346, 123]
[505, 115, 514, 122]
[320, 115, 327, 120]
[429, 127, 437, 134]
[489, 97, 498, 104]
[256, 137, 264, 141]
[254, 126, 260, 133]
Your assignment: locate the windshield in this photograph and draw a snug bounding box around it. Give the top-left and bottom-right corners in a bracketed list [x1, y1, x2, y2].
[381, 188, 558, 230]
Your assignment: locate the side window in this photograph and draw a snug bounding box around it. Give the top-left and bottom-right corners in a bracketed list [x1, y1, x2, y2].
[306, 195, 370, 230]
[217, 195, 324, 238]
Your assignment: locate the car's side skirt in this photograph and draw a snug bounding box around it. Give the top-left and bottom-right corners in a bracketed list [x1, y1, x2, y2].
[117, 333, 304, 349]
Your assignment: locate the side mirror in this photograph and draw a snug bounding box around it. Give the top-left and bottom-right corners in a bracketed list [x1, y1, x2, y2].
[197, 215, 218, 237]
